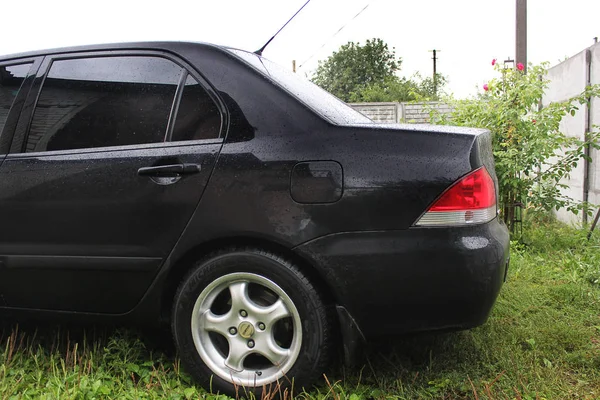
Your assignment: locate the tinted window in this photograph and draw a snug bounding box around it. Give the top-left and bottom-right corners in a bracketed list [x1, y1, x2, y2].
[0, 63, 32, 133]
[26, 56, 182, 152]
[172, 74, 221, 141]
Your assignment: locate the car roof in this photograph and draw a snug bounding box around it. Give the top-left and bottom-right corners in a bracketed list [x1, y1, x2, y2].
[0, 40, 233, 62]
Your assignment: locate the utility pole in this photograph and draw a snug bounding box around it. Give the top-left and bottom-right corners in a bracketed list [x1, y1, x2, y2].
[516, 0, 527, 72]
[428, 49, 440, 96]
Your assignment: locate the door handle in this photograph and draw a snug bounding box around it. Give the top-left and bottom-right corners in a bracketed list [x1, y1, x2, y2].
[137, 163, 201, 177]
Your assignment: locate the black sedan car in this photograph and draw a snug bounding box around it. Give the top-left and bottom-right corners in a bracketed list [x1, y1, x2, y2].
[0, 41, 509, 396]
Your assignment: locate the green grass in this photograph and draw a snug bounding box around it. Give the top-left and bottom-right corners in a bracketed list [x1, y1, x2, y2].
[1, 219, 600, 399]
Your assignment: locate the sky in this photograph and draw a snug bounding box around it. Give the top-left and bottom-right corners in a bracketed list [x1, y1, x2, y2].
[1, 0, 599, 99]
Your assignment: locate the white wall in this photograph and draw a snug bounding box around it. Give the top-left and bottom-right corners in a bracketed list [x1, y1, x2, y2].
[587, 44, 600, 212]
[542, 47, 591, 225]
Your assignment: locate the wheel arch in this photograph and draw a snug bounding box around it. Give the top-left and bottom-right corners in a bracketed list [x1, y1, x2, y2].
[159, 235, 341, 324]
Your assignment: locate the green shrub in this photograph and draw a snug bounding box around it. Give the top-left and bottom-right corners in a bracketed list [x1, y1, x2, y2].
[432, 60, 600, 232]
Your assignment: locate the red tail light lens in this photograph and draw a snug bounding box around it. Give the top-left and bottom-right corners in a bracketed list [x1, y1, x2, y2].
[415, 167, 497, 226]
[429, 167, 496, 211]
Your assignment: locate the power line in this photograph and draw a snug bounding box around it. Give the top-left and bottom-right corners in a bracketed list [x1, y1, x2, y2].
[297, 2, 371, 69]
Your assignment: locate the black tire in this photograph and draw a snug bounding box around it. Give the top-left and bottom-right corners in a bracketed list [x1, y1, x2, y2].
[171, 247, 333, 397]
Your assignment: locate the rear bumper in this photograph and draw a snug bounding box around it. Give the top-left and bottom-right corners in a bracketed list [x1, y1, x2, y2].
[294, 217, 510, 338]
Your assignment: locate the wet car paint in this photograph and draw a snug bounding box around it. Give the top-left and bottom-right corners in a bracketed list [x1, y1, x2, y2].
[0, 42, 509, 341]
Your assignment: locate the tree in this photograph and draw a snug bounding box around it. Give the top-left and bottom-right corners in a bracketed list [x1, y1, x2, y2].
[413, 72, 448, 100]
[311, 38, 399, 101]
[312, 38, 446, 102]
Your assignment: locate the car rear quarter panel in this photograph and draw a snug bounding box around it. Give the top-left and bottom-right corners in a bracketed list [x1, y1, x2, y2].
[166, 44, 491, 241]
[175, 126, 486, 248]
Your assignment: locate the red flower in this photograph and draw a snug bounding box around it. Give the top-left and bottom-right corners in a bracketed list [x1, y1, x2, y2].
[517, 63, 524, 71]
[532, 119, 536, 124]
[492, 59, 497, 66]
[483, 83, 489, 91]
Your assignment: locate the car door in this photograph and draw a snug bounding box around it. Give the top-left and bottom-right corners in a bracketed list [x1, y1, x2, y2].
[0, 51, 226, 313]
[0, 59, 43, 306]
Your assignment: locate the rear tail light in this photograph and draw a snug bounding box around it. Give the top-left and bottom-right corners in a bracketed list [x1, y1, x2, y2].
[415, 166, 497, 226]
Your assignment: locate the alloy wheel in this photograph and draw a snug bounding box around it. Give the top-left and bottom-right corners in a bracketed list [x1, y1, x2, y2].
[190, 272, 303, 387]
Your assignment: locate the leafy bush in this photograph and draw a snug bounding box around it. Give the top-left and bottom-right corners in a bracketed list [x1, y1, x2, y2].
[431, 60, 600, 232]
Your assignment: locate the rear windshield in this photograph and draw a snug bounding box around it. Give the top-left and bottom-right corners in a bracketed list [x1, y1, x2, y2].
[226, 48, 372, 125]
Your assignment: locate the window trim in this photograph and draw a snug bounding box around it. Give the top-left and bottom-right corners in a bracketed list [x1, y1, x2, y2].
[0, 58, 43, 155]
[6, 136, 223, 160]
[0, 61, 34, 130]
[16, 50, 226, 155]
[166, 70, 188, 142]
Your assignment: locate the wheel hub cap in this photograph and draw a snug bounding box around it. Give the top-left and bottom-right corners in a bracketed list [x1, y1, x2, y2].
[238, 321, 255, 338]
[190, 272, 303, 387]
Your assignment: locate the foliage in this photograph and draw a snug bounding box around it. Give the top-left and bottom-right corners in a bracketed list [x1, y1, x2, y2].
[348, 72, 447, 103]
[431, 60, 600, 232]
[311, 38, 399, 102]
[312, 38, 446, 102]
[1, 220, 599, 399]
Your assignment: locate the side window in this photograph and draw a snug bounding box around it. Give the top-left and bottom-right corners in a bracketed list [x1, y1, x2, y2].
[26, 56, 182, 153]
[172, 74, 221, 141]
[0, 63, 32, 133]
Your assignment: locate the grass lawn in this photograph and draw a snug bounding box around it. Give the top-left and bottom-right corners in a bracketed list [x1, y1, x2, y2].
[1, 219, 599, 399]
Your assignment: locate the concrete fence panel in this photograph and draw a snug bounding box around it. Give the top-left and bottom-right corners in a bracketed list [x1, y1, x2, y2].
[542, 48, 590, 224]
[349, 102, 400, 123]
[587, 44, 600, 210]
[349, 101, 453, 124]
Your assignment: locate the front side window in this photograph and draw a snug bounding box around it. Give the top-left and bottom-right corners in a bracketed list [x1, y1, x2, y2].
[0, 63, 32, 134]
[26, 56, 182, 153]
